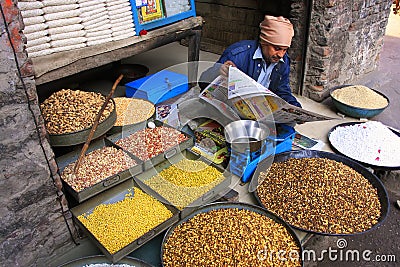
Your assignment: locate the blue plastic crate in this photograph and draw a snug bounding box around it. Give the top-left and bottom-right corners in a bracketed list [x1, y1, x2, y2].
[125, 70, 189, 104]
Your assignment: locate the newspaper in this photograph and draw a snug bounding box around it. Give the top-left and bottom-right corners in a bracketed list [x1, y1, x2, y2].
[199, 67, 335, 124]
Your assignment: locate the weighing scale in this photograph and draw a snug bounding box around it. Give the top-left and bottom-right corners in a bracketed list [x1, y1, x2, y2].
[226, 123, 296, 183]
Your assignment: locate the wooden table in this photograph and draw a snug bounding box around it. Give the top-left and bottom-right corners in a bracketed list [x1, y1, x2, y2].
[32, 16, 203, 86]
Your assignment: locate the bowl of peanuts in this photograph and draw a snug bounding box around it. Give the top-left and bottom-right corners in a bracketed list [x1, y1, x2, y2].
[329, 84, 390, 118]
[161, 202, 303, 266]
[253, 149, 389, 235]
[40, 89, 117, 147]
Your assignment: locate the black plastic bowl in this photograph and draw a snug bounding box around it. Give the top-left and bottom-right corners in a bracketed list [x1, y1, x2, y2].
[112, 64, 149, 84]
[329, 85, 389, 118]
[161, 202, 304, 266]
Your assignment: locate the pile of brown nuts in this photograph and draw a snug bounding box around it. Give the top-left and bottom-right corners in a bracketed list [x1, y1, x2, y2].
[40, 89, 114, 134]
[61, 146, 137, 192]
[115, 126, 188, 160]
[256, 158, 381, 234]
[144, 158, 225, 208]
[78, 187, 173, 254]
[163, 208, 301, 266]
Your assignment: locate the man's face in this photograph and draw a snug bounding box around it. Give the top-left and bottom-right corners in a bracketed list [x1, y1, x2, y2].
[261, 42, 289, 63]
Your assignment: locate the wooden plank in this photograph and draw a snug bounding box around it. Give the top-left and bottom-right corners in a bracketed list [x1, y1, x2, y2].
[33, 16, 203, 85]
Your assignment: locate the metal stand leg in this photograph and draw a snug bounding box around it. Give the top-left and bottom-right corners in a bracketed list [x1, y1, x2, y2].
[187, 28, 202, 88]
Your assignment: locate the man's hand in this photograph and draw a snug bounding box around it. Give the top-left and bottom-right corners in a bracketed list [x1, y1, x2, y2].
[219, 60, 237, 76]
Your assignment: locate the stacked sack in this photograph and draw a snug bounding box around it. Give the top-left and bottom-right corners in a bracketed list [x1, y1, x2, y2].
[42, 0, 87, 53]
[18, 1, 52, 58]
[105, 0, 136, 41]
[78, 0, 113, 46]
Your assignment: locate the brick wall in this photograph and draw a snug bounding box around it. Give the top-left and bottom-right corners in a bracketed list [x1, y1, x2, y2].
[304, 0, 393, 100]
[0, 1, 77, 266]
[195, 0, 307, 94]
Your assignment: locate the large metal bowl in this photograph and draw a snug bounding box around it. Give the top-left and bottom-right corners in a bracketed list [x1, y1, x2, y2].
[107, 97, 155, 136]
[58, 255, 153, 267]
[252, 150, 390, 236]
[328, 121, 400, 170]
[329, 85, 389, 118]
[48, 98, 116, 147]
[112, 63, 149, 84]
[161, 202, 303, 266]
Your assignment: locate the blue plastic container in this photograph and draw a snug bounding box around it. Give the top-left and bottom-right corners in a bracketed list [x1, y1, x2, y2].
[125, 70, 189, 104]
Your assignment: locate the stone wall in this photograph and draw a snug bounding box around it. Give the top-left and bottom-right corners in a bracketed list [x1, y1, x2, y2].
[304, 0, 393, 101]
[0, 1, 77, 266]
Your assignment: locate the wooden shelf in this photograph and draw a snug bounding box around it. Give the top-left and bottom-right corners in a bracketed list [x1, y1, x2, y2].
[32, 16, 203, 85]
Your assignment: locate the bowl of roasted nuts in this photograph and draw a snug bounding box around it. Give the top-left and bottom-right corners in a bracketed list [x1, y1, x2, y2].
[253, 150, 389, 235]
[330, 84, 389, 118]
[161, 202, 303, 267]
[40, 89, 116, 146]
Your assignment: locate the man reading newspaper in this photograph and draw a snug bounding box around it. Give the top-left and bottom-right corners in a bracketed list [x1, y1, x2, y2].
[199, 66, 334, 124]
[199, 15, 301, 108]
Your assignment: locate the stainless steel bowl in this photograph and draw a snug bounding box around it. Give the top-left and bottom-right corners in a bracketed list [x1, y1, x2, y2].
[224, 120, 269, 153]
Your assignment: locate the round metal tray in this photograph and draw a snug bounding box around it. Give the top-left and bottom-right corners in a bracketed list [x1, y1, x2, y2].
[48, 99, 116, 147]
[328, 121, 400, 170]
[107, 98, 155, 136]
[58, 255, 153, 267]
[161, 202, 303, 266]
[252, 150, 390, 236]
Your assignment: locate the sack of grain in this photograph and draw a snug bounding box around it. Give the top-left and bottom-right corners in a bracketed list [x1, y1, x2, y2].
[42, 0, 78, 7]
[43, 4, 79, 14]
[46, 17, 82, 28]
[52, 43, 86, 53]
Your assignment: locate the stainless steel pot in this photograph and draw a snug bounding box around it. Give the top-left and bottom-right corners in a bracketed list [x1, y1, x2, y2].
[224, 120, 269, 153]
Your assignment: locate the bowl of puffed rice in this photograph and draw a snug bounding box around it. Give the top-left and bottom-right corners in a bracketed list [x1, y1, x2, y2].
[329, 84, 390, 118]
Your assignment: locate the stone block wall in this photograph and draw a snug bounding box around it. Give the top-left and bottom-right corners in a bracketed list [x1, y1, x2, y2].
[304, 0, 393, 101]
[0, 1, 77, 266]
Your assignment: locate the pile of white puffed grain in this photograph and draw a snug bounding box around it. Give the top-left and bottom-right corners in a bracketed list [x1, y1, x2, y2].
[83, 264, 135, 267]
[329, 121, 400, 166]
